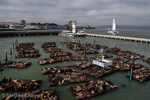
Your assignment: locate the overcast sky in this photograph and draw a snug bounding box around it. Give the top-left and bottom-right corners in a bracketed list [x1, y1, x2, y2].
[0, 0, 150, 26]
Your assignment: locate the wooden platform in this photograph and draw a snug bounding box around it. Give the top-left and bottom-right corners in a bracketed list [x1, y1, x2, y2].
[86, 33, 150, 43]
[0, 31, 61, 36]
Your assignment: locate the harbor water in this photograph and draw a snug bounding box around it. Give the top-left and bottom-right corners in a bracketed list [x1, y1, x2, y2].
[0, 28, 150, 100]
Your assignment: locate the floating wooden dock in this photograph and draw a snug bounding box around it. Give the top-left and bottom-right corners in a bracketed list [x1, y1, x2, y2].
[0, 31, 61, 36]
[86, 33, 150, 43]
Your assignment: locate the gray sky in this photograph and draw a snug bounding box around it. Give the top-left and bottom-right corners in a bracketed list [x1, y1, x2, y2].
[0, 0, 150, 26]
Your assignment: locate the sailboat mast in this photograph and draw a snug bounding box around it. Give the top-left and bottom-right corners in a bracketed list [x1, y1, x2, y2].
[112, 18, 116, 31]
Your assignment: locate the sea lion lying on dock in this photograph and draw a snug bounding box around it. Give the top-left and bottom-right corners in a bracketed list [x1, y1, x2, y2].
[49, 52, 72, 58]
[16, 43, 41, 58]
[113, 57, 129, 64]
[90, 54, 112, 60]
[66, 42, 89, 51]
[126, 67, 150, 82]
[16, 43, 34, 50]
[104, 47, 121, 53]
[142, 58, 150, 63]
[84, 44, 108, 49]
[72, 60, 93, 70]
[0, 76, 41, 92]
[2, 61, 31, 68]
[124, 53, 144, 60]
[48, 72, 89, 86]
[15, 53, 41, 58]
[86, 66, 119, 79]
[37, 56, 88, 65]
[78, 50, 99, 54]
[42, 66, 75, 74]
[41, 42, 56, 48]
[44, 47, 63, 53]
[117, 62, 144, 71]
[68, 78, 118, 100]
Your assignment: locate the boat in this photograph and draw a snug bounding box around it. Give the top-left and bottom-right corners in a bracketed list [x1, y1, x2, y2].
[61, 30, 75, 37]
[61, 20, 86, 37]
[108, 18, 119, 33]
[74, 31, 86, 37]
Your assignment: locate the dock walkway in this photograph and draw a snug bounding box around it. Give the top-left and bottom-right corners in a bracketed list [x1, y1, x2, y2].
[86, 33, 150, 43]
[0, 31, 61, 36]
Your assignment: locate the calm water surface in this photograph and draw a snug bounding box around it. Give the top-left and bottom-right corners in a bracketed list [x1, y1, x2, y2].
[0, 28, 150, 100]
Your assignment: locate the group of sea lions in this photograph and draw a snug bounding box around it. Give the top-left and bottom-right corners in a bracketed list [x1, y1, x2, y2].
[48, 72, 89, 86]
[49, 52, 72, 58]
[0, 76, 41, 92]
[126, 67, 150, 82]
[117, 62, 144, 71]
[77, 50, 99, 54]
[42, 66, 75, 75]
[37, 56, 88, 65]
[83, 43, 108, 49]
[44, 47, 63, 53]
[68, 78, 118, 100]
[113, 57, 130, 64]
[66, 42, 102, 55]
[2, 61, 31, 68]
[1, 41, 150, 100]
[41, 42, 63, 53]
[42, 60, 92, 74]
[67, 42, 89, 51]
[142, 58, 150, 63]
[15, 43, 41, 58]
[86, 66, 119, 79]
[1, 88, 57, 100]
[72, 60, 93, 70]
[90, 54, 112, 60]
[104, 47, 144, 60]
[41, 42, 56, 48]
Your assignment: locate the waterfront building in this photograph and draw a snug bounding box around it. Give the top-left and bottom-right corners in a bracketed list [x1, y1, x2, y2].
[9, 25, 24, 29]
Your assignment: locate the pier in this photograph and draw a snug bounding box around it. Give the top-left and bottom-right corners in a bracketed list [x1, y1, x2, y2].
[0, 31, 61, 36]
[86, 33, 150, 43]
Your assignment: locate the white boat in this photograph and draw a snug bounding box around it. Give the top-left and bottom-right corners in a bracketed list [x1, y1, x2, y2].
[108, 18, 119, 33]
[61, 30, 74, 37]
[74, 31, 86, 37]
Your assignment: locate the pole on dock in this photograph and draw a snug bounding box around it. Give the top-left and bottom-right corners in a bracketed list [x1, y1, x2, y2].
[133, 44, 137, 62]
[57, 39, 58, 45]
[0, 60, 1, 66]
[10, 45, 12, 55]
[134, 44, 137, 53]
[5, 50, 7, 61]
[84, 48, 85, 56]
[15, 39, 18, 48]
[74, 44, 76, 51]
[111, 49, 113, 57]
[94, 39, 95, 45]
[0, 60, 1, 67]
[13, 44, 14, 51]
[130, 68, 133, 80]
[113, 42, 116, 48]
